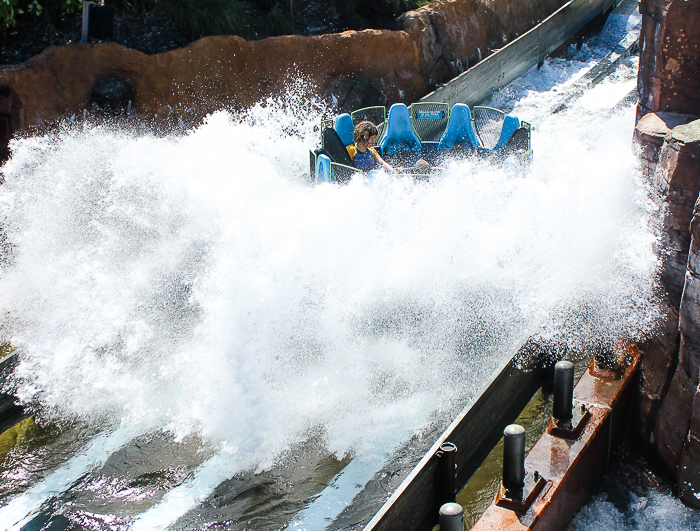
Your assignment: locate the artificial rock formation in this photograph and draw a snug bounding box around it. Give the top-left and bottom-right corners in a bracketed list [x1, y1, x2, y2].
[397, 0, 564, 86]
[633, 116, 700, 505]
[0, 0, 568, 161]
[637, 0, 700, 120]
[633, 114, 698, 459]
[634, 0, 700, 506]
[674, 123, 700, 505]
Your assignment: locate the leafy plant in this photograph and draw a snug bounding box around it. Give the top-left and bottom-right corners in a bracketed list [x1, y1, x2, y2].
[251, 0, 294, 37]
[1, 0, 82, 31]
[1, 0, 23, 29]
[166, 0, 252, 39]
[61, 0, 80, 14]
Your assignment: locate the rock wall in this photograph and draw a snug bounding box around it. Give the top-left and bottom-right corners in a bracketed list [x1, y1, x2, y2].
[634, 0, 700, 506]
[0, 0, 567, 162]
[637, 0, 700, 120]
[398, 0, 564, 85]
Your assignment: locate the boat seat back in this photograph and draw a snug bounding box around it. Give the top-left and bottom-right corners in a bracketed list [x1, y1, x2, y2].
[331, 162, 362, 185]
[351, 106, 387, 139]
[410, 102, 450, 142]
[438, 103, 482, 154]
[499, 126, 530, 157]
[378, 104, 422, 166]
[334, 114, 355, 147]
[322, 127, 353, 167]
[492, 115, 521, 152]
[315, 154, 332, 184]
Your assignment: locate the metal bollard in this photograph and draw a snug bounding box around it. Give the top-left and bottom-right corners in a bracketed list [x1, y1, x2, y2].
[439, 502, 464, 531]
[81, 1, 92, 43]
[553, 360, 574, 421]
[503, 424, 525, 490]
[437, 442, 457, 504]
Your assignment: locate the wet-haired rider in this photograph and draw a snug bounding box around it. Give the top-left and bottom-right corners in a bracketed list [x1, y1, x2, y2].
[347, 121, 393, 172]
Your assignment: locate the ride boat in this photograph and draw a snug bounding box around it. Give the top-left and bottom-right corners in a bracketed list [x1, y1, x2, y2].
[310, 102, 532, 184]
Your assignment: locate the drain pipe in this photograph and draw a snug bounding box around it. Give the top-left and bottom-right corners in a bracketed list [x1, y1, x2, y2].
[502, 424, 525, 490]
[553, 361, 574, 422]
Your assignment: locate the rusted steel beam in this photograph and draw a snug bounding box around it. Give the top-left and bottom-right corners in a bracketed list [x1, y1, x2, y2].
[470, 345, 642, 531]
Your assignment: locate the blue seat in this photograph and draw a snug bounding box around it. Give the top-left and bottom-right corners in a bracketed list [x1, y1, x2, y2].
[438, 103, 482, 154]
[315, 154, 332, 184]
[334, 114, 355, 147]
[492, 115, 521, 152]
[378, 104, 422, 166]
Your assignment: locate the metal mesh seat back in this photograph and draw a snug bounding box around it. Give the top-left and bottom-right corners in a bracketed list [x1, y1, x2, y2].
[410, 102, 449, 142]
[322, 128, 353, 167]
[378, 104, 422, 166]
[500, 127, 530, 156]
[334, 114, 355, 146]
[473, 106, 506, 149]
[438, 103, 482, 153]
[331, 162, 361, 185]
[492, 115, 522, 152]
[351, 107, 386, 139]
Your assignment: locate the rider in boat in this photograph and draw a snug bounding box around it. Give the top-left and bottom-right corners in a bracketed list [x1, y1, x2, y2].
[346, 121, 394, 172]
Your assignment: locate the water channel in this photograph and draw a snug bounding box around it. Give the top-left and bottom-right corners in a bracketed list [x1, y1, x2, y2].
[0, 9, 682, 530]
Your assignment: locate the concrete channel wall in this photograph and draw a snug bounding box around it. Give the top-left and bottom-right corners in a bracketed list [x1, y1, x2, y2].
[420, 0, 616, 107]
[350, 0, 639, 529]
[363, 352, 542, 531]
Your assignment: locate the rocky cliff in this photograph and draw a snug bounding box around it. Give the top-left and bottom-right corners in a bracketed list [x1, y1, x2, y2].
[634, 0, 700, 507]
[0, 0, 566, 162]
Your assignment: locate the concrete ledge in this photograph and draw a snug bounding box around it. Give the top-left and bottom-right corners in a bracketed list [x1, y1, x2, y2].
[470, 344, 642, 530]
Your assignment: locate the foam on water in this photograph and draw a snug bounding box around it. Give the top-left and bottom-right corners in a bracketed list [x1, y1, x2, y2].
[570, 493, 700, 531]
[0, 50, 659, 526]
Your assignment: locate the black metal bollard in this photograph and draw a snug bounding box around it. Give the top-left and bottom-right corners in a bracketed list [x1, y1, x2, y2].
[503, 424, 525, 490]
[553, 360, 574, 421]
[439, 502, 464, 531]
[437, 442, 457, 505]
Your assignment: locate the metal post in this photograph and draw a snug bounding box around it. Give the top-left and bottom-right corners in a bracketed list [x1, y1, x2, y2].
[81, 1, 92, 43]
[503, 424, 525, 490]
[553, 360, 574, 421]
[437, 442, 457, 504]
[439, 502, 464, 531]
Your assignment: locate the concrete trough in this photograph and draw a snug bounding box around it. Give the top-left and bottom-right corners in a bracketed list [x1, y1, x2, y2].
[470, 343, 642, 530]
[353, 347, 544, 531]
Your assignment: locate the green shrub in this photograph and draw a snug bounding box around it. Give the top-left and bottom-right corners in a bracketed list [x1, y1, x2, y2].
[251, 0, 294, 37]
[1, 0, 23, 29]
[1, 0, 83, 31]
[165, 0, 251, 39]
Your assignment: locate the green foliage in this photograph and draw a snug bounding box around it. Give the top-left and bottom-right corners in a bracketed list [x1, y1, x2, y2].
[166, 0, 252, 39]
[1, 0, 81, 31]
[61, 0, 81, 14]
[28, 0, 42, 15]
[251, 0, 294, 37]
[1, 0, 23, 29]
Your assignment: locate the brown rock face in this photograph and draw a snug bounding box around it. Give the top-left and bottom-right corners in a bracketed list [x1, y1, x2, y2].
[634, 111, 699, 182]
[398, 0, 566, 84]
[0, 0, 568, 162]
[647, 120, 700, 494]
[637, 0, 700, 120]
[0, 31, 425, 132]
[642, 119, 700, 310]
[635, 0, 700, 502]
[679, 387, 700, 506]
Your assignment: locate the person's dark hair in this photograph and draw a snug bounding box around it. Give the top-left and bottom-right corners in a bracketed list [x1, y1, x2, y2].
[354, 121, 379, 144]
